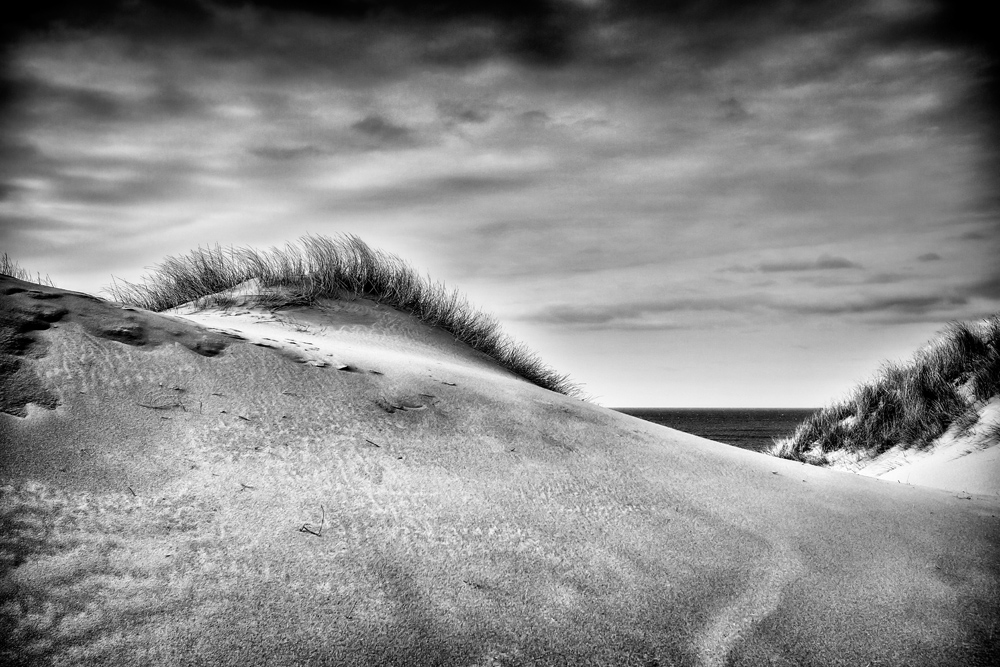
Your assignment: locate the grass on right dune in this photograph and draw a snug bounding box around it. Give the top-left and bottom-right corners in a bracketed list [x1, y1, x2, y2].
[770, 314, 1000, 465]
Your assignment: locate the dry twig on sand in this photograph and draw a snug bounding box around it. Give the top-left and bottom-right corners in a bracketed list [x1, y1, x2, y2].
[298, 505, 325, 537]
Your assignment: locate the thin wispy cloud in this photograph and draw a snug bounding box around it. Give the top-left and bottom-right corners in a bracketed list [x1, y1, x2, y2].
[761, 255, 863, 272]
[726, 255, 864, 273]
[525, 279, 973, 331]
[250, 145, 324, 161]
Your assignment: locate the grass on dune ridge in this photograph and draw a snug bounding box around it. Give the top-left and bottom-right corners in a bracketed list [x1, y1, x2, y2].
[1, 253, 54, 286]
[104, 234, 581, 397]
[770, 314, 1000, 465]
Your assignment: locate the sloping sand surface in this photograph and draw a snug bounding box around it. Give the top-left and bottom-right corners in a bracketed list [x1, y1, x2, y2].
[876, 443, 1000, 494]
[2, 276, 999, 666]
[828, 399, 1000, 496]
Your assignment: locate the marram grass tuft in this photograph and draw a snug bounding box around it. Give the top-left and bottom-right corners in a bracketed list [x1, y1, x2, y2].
[105, 235, 582, 397]
[0, 253, 55, 286]
[770, 314, 1000, 464]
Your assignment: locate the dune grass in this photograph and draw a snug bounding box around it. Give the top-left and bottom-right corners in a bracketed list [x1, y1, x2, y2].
[105, 234, 581, 397]
[0, 253, 54, 286]
[770, 314, 1000, 464]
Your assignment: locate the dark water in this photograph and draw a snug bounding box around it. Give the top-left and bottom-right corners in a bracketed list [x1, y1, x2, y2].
[613, 408, 818, 452]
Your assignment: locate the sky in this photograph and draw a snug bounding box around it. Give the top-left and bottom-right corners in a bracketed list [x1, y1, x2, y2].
[1, 0, 998, 407]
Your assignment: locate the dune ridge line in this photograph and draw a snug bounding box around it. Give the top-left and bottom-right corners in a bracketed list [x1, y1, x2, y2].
[105, 234, 580, 397]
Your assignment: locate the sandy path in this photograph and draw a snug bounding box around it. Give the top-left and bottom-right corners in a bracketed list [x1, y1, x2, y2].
[696, 536, 803, 667]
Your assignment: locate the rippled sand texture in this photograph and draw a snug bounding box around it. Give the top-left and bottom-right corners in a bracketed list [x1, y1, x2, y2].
[2, 276, 998, 666]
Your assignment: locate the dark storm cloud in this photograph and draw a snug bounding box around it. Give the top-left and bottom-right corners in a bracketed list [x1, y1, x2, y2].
[0, 0, 585, 68]
[893, 1, 1000, 114]
[5, 1, 996, 128]
[7, 1, 998, 69]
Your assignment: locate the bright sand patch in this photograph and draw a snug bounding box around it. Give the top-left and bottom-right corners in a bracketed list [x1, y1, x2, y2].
[825, 399, 1000, 496]
[2, 276, 999, 666]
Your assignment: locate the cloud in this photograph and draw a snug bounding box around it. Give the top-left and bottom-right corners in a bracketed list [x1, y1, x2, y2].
[0, 2, 880, 78]
[249, 145, 323, 161]
[2, 1, 592, 71]
[144, 81, 205, 117]
[786, 292, 964, 324]
[2, 73, 209, 128]
[3, 77, 126, 123]
[324, 173, 538, 210]
[429, 174, 534, 194]
[524, 277, 979, 331]
[969, 274, 1000, 299]
[917, 252, 942, 261]
[351, 115, 416, 147]
[725, 254, 863, 273]
[718, 96, 750, 122]
[3, 0, 998, 325]
[524, 294, 764, 329]
[437, 100, 490, 125]
[0, 213, 75, 237]
[6, 0, 996, 92]
[519, 110, 551, 127]
[863, 273, 906, 285]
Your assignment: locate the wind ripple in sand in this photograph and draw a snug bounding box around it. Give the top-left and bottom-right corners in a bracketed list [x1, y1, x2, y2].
[200, 323, 352, 369]
[695, 537, 802, 667]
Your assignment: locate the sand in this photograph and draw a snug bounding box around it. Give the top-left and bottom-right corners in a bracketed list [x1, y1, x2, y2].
[2, 275, 999, 666]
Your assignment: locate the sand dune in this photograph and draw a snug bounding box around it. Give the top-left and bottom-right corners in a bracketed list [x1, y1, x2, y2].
[770, 313, 1000, 497]
[2, 276, 999, 666]
[826, 398, 1000, 496]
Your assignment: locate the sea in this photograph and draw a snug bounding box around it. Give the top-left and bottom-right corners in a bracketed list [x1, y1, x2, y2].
[613, 408, 819, 453]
